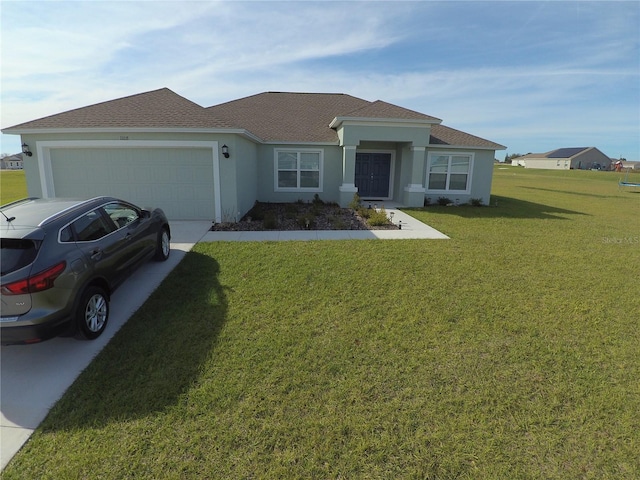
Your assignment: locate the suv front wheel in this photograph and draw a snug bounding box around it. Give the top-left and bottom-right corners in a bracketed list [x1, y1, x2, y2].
[75, 286, 110, 340]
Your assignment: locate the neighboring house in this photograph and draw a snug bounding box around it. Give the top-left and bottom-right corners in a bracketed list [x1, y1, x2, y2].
[511, 147, 612, 170]
[616, 160, 640, 171]
[2, 88, 505, 221]
[0, 154, 24, 170]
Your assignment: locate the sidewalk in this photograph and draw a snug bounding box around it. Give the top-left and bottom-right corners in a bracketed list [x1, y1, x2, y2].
[201, 206, 449, 241]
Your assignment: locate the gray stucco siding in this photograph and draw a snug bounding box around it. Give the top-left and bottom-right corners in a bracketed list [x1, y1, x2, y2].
[424, 148, 495, 206]
[255, 144, 344, 205]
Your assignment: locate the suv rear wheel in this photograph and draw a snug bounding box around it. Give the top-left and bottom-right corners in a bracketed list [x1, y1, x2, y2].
[75, 286, 109, 340]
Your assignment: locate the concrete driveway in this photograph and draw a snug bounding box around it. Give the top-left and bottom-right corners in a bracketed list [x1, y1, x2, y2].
[0, 221, 212, 470]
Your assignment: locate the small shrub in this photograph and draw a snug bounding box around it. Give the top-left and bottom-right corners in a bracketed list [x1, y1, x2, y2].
[349, 193, 361, 210]
[470, 198, 483, 207]
[263, 212, 279, 229]
[312, 194, 324, 205]
[367, 207, 390, 227]
[437, 196, 452, 206]
[357, 207, 371, 219]
[297, 213, 316, 229]
[328, 215, 346, 229]
[424, 197, 431, 207]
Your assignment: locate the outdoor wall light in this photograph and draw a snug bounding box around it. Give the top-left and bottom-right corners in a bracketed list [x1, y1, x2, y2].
[21, 143, 33, 157]
[221, 144, 230, 158]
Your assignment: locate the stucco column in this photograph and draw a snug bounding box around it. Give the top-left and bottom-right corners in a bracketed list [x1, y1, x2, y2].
[403, 146, 426, 207]
[338, 145, 358, 207]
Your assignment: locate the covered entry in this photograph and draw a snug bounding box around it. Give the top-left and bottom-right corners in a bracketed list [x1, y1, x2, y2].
[355, 152, 392, 198]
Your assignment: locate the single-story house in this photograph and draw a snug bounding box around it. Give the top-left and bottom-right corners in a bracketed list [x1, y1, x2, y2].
[511, 147, 612, 171]
[2, 88, 506, 221]
[0, 154, 24, 170]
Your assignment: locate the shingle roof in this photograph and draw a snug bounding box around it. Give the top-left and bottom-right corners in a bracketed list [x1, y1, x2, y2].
[430, 124, 506, 150]
[4, 88, 505, 150]
[516, 147, 595, 160]
[4, 88, 233, 130]
[340, 100, 441, 122]
[206, 92, 371, 142]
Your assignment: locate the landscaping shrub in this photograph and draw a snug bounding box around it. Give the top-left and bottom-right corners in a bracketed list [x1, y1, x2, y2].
[367, 206, 390, 226]
[262, 212, 279, 229]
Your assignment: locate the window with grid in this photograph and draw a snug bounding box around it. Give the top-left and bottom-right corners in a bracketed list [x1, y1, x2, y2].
[275, 149, 322, 191]
[426, 153, 473, 192]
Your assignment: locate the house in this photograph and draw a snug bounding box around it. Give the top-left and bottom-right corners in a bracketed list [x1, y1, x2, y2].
[0, 153, 24, 170]
[511, 147, 612, 170]
[2, 88, 506, 221]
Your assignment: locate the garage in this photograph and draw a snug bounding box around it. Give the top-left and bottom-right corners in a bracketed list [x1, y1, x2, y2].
[45, 144, 218, 220]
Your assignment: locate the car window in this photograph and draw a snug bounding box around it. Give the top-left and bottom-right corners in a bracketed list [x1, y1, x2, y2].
[103, 203, 140, 229]
[72, 210, 116, 242]
[60, 225, 74, 243]
[1, 238, 38, 275]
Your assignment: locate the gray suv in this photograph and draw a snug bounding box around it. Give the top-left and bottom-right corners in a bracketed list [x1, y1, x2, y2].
[1, 197, 170, 345]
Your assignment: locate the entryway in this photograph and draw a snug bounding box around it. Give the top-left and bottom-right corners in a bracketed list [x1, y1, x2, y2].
[355, 152, 392, 198]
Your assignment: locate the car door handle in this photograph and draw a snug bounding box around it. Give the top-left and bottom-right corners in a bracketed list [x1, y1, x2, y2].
[125, 233, 133, 241]
[90, 249, 103, 260]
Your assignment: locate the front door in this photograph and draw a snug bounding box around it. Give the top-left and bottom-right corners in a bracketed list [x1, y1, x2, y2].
[355, 153, 391, 198]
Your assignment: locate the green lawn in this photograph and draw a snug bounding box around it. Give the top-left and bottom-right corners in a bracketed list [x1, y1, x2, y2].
[0, 170, 27, 204]
[4, 167, 639, 478]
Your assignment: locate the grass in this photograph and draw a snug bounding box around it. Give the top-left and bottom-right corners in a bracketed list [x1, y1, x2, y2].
[4, 167, 640, 478]
[0, 170, 27, 204]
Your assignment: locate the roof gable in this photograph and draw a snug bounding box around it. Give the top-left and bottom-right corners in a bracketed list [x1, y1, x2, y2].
[342, 100, 441, 122]
[5, 88, 233, 131]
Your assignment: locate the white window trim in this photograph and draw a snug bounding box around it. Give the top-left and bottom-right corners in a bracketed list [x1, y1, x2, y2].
[425, 152, 474, 194]
[274, 148, 324, 192]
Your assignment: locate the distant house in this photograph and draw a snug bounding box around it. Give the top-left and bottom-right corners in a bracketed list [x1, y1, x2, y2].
[2, 88, 506, 221]
[511, 147, 611, 170]
[615, 160, 640, 171]
[0, 154, 24, 170]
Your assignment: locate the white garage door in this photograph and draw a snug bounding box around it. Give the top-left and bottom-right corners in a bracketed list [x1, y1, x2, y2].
[50, 147, 216, 220]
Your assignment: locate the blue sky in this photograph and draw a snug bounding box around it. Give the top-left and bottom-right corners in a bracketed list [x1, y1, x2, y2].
[1, 1, 639, 160]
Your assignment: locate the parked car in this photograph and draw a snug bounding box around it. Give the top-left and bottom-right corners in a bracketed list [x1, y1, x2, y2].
[1, 197, 170, 345]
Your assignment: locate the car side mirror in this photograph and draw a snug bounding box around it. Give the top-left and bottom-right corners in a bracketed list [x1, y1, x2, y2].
[140, 210, 151, 219]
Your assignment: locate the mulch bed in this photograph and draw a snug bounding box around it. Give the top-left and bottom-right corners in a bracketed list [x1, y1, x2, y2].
[211, 202, 398, 231]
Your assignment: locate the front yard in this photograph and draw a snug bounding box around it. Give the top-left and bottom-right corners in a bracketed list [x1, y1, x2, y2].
[3, 167, 639, 478]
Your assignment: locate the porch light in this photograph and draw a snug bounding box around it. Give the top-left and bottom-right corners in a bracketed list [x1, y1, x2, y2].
[221, 144, 230, 158]
[21, 143, 33, 157]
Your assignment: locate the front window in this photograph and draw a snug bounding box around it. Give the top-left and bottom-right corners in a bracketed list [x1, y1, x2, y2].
[426, 153, 473, 192]
[275, 149, 322, 191]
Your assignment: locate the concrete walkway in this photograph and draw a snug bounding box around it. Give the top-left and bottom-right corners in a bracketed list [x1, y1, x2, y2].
[202, 205, 449, 241]
[1, 210, 447, 471]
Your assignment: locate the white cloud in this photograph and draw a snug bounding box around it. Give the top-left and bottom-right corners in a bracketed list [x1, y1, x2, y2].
[1, 1, 638, 159]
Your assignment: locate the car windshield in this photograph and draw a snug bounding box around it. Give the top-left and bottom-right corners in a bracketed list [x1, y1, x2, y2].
[0, 238, 39, 276]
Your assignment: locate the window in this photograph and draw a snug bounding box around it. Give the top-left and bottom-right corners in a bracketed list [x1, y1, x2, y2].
[72, 210, 116, 242]
[104, 202, 140, 229]
[426, 153, 473, 192]
[275, 149, 322, 191]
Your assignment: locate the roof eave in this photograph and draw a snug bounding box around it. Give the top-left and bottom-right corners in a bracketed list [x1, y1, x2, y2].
[329, 116, 442, 129]
[2, 127, 263, 143]
[429, 143, 506, 151]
